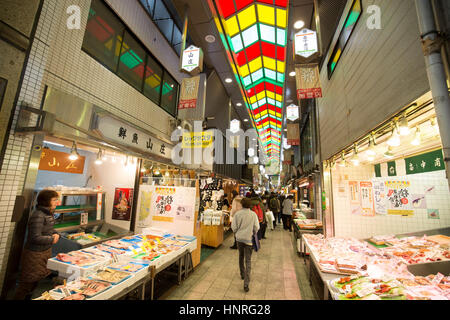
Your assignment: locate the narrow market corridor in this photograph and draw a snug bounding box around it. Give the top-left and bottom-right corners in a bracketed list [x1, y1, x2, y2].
[160, 226, 318, 300]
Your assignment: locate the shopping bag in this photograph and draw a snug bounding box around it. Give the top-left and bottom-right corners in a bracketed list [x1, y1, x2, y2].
[252, 232, 260, 252]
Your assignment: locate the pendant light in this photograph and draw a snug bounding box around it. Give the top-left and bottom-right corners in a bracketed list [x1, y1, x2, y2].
[398, 114, 410, 136]
[351, 145, 360, 166]
[366, 134, 376, 157]
[69, 141, 79, 160]
[387, 123, 401, 147]
[411, 127, 421, 146]
[338, 152, 347, 167]
[101, 150, 107, 161]
[95, 149, 103, 165]
[384, 146, 395, 159]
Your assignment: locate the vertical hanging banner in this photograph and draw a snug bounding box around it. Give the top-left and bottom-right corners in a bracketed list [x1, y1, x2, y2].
[295, 64, 322, 100]
[287, 123, 300, 146]
[349, 181, 361, 215]
[373, 181, 387, 215]
[385, 181, 413, 216]
[387, 161, 397, 176]
[181, 45, 204, 75]
[360, 181, 374, 216]
[283, 150, 293, 164]
[178, 76, 200, 110]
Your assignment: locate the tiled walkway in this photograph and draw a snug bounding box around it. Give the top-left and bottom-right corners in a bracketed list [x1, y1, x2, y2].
[160, 224, 318, 300]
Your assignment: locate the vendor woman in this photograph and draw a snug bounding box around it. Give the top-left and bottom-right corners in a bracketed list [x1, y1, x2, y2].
[14, 190, 61, 300]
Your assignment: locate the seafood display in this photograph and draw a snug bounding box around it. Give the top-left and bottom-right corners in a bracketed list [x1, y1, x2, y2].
[330, 273, 450, 300]
[55, 251, 103, 267]
[89, 268, 131, 284]
[108, 261, 147, 273]
[103, 240, 134, 250]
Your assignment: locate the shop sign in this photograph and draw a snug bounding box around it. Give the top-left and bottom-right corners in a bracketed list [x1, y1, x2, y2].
[93, 115, 172, 160]
[286, 104, 299, 121]
[283, 150, 293, 164]
[112, 188, 134, 221]
[182, 131, 214, 149]
[178, 76, 200, 110]
[39, 148, 85, 174]
[287, 123, 300, 146]
[405, 149, 445, 175]
[181, 45, 203, 75]
[295, 64, 322, 100]
[230, 119, 240, 134]
[294, 29, 318, 58]
[385, 181, 413, 216]
[387, 161, 397, 176]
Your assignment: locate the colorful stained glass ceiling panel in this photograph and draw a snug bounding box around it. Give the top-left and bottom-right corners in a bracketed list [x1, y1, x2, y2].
[213, 0, 289, 159]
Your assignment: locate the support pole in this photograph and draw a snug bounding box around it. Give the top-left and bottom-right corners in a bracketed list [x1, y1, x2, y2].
[415, 0, 450, 187]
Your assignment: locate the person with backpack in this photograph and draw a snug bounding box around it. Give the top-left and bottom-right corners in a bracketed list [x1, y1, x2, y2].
[249, 195, 266, 240]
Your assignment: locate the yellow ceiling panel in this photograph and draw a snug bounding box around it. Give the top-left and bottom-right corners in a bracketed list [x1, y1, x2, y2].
[276, 112, 282, 118]
[250, 95, 257, 104]
[257, 4, 275, 25]
[260, 109, 268, 116]
[276, 9, 287, 28]
[248, 57, 262, 73]
[266, 91, 275, 99]
[277, 61, 285, 73]
[263, 56, 276, 71]
[239, 64, 250, 77]
[256, 91, 266, 101]
[275, 94, 283, 102]
[238, 5, 257, 31]
[225, 16, 240, 37]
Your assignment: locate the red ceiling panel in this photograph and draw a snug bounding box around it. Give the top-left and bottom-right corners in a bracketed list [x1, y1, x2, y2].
[245, 43, 261, 62]
[275, 85, 283, 95]
[265, 83, 275, 92]
[236, 51, 247, 66]
[217, 0, 236, 18]
[261, 42, 276, 59]
[276, 46, 285, 61]
[255, 83, 265, 94]
[235, 0, 254, 11]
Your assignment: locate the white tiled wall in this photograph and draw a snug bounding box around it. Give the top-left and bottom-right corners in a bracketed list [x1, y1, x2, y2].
[331, 161, 450, 239]
[0, 0, 184, 291]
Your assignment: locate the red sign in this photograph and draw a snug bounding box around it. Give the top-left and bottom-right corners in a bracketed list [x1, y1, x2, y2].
[178, 99, 197, 109]
[287, 139, 300, 146]
[297, 88, 323, 100]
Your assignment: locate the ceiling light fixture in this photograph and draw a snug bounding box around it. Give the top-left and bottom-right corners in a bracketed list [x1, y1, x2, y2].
[95, 149, 103, 165]
[384, 146, 395, 159]
[69, 141, 79, 161]
[411, 127, 421, 146]
[236, 103, 242, 106]
[294, 20, 305, 30]
[351, 145, 360, 166]
[338, 152, 347, 167]
[366, 134, 376, 157]
[398, 114, 410, 136]
[244, 119, 249, 122]
[289, 71, 296, 77]
[387, 123, 401, 147]
[205, 34, 216, 43]
[225, 78, 232, 83]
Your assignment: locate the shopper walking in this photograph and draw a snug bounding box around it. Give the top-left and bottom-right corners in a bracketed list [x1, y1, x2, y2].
[281, 195, 294, 232]
[14, 190, 61, 300]
[249, 194, 266, 240]
[229, 195, 243, 249]
[279, 194, 286, 224]
[269, 193, 281, 228]
[231, 198, 260, 292]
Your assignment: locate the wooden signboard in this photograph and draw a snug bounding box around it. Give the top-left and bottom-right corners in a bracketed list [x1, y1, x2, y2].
[39, 148, 85, 174]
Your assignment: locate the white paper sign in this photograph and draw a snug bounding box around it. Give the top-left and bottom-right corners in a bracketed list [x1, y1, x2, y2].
[286, 104, 299, 121]
[182, 45, 200, 73]
[295, 28, 318, 58]
[80, 212, 88, 226]
[373, 181, 387, 215]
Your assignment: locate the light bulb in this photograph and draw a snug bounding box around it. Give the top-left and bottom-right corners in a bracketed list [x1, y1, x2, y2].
[398, 116, 410, 136]
[339, 153, 347, 167]
[95, 149, 103, 165]
[294, 20, 305, 29]
[384, 147, 394, 159]
[366, 136, 376, 157]
[69, 141, 79, 160]
[411, 127, 421, 146]
[387, 126, 401, 147]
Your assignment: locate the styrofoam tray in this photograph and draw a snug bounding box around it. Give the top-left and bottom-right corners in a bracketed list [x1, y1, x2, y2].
[47, 257, 110, 278]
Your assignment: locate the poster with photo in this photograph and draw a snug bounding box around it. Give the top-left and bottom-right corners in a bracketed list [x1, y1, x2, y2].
[385, 181, 413, 216]
[360, 181, 374, 216]
[112, 188, 134, 221]
[373, 181, 387, 215]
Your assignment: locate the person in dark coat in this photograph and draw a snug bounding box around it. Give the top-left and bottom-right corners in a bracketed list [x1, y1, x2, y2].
[14, 190, 61, 300]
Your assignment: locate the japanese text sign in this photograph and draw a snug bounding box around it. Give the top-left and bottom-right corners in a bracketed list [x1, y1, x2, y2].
[295, 64, 322, 100]
[179, 76, 200, 110]
[39, 148, 85, 174]
[405, 149, 445, 175]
